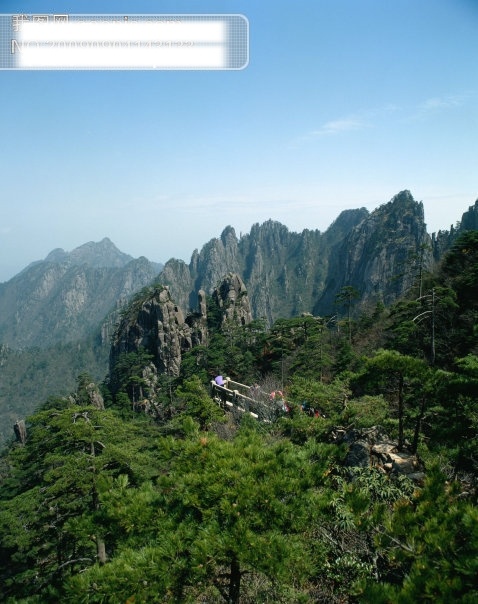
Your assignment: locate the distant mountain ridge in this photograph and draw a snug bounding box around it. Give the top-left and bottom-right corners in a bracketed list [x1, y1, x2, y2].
[0, 238, 163, 348]
[19, 237, 162, 274]
[45, 237, 135, 269]
[0, 238, 164, 445]
[1, 195, 477, 349]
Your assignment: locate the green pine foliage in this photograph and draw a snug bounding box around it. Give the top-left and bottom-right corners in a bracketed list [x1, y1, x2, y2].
[0, 398, 161, 602]
[363, 467, 478, 603]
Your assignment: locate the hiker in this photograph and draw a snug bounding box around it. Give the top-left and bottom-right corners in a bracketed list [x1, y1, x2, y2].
[250, 383, 260, 399]
[270, 390, 289, 413]
[215, 375, 225, 386]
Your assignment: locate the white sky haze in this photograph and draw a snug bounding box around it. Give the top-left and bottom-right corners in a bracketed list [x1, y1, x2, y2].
[1, 0, 477, 281]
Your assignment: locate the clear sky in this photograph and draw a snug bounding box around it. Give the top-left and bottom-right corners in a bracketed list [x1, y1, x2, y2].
[1, 0, 477, 282]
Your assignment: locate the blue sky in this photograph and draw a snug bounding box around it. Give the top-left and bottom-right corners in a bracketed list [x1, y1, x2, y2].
[1, 0, 477, 282]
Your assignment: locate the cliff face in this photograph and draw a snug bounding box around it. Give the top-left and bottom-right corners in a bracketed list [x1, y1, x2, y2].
[0, 239, 162, 348]
[159, 192, 435, 320]
[159, 211, 369, 324]
[316, 191, 433, 312]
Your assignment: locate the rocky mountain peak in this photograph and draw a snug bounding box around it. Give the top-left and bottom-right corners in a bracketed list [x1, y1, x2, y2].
[316, 191, 432, 312]
[385, 190, 425, 224]
[324, 207, 369, 243]
[42, 237, 136, 269]
[220, 226, 238, 246]
[44, 248, 69, 263]
[67, 237, 135, 269]
[248, 219, 291, 244]
[390, 189, 415, 204]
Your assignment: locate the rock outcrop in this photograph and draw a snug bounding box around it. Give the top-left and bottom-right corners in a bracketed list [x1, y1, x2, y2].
[110, 274, 253, 381]
[13, 419, 27, 445]
[84, 382, 105, 410]
[110, 286, 193, 378]
[330, 425, 424, 483]
[212, 273, 252, 326]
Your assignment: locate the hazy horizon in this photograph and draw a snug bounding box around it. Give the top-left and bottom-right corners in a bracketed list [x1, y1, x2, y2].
[2, 0, 477, 282]
[2, 191, 476, 284]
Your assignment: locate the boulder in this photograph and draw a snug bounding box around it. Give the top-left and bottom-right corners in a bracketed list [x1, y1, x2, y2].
[389, 453, 418, 475]
[344, 440, 370, 468]
[332, 425, 423, 478]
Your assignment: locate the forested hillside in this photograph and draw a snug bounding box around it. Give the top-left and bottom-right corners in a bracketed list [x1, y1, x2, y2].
[0, 240, 162, 446]
[0, 231, 477, 603]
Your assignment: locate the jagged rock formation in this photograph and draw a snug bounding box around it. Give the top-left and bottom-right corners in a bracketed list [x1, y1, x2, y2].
[159, 227, 242, 315]
[159, 191, 439, 321]
[110, 286, 193, 378]
[212, 273, 252, 326]
[159, 210, 369, 323]
[110, 274, 253, 380]
[0, 238, 163, 348]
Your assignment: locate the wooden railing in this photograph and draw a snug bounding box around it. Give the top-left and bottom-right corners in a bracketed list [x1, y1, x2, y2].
[210, 378, 281, 422]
